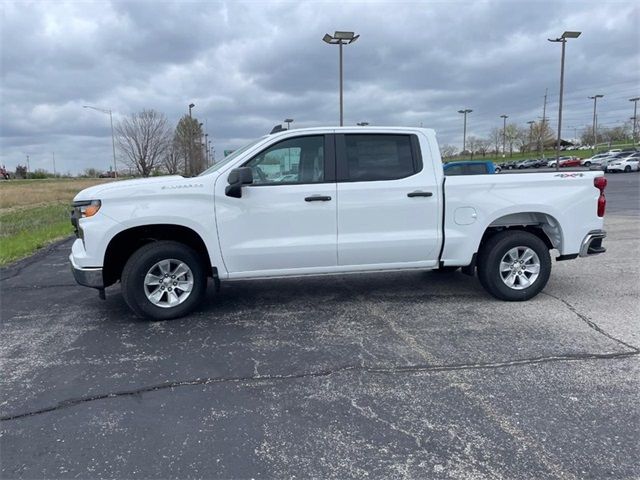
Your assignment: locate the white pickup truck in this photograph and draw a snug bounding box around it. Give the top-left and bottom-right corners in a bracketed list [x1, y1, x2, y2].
[70, 127, 607, 320]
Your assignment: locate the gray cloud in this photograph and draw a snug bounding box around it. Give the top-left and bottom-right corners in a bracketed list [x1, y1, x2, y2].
[1, 0, 638, 173]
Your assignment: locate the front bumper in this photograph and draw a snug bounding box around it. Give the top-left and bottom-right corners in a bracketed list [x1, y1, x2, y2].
[70, 254, 104, 288]
[579, 230, 606, 257]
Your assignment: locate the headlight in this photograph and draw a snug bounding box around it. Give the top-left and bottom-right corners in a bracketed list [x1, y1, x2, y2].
[73, 200, 102, 218]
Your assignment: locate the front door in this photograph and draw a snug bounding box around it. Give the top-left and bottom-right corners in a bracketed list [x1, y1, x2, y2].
[215, 134, 337, 277]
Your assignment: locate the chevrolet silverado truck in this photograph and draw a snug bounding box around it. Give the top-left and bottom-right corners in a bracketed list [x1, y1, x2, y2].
[70, 127, 607, 320]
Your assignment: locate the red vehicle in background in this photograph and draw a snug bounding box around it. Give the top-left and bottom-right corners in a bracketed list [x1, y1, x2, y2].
[0, 165, 10, 180]
[548, 156, 581, 168]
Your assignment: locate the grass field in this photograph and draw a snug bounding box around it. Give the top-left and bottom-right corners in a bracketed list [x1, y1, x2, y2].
[0, 178, 113, 265]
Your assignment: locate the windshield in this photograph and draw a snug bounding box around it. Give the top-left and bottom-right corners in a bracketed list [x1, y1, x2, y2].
[198, 136, 266, 176]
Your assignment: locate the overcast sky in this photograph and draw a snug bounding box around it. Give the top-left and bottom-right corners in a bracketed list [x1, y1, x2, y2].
[1, 0, 639, 174]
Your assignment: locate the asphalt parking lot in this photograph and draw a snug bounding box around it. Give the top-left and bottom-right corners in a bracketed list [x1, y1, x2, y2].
[1, 173, 639, 479]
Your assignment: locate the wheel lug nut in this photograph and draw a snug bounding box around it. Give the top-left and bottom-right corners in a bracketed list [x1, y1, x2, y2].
[173, 282, 177, 286]
[171, 275, 175, 279]
[168, 287, 172, 291]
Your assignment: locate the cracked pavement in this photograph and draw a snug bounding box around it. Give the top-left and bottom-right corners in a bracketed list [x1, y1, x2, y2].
[1, 176, 639, 479]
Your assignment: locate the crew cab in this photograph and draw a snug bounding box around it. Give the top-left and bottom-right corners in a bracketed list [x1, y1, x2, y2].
[70, 127, 607, 320]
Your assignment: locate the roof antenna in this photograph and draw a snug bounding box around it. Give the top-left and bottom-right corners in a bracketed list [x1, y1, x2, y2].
[270, 124, 286, 134]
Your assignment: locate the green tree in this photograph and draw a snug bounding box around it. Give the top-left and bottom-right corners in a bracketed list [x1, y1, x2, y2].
[174, 115, 205, 176]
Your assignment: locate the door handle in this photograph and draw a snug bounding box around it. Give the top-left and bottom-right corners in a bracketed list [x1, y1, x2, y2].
[305, 195, 332, 202]
[407, 191, 433, 198]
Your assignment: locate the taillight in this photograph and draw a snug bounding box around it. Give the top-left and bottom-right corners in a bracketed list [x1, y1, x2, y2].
[594, 176, 606, 217]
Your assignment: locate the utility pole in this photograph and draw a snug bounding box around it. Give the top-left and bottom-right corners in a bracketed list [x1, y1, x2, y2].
[26, 155, 30, 178]
[630, 97, 639, 145]
[52, 152, 56, 176]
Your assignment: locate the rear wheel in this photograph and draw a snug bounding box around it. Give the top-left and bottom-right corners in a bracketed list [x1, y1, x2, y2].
[121, 241, 207, 320]
[584, 161, 591, 167]
[477, 231, 551, 301]
[624, 165, 631, 173]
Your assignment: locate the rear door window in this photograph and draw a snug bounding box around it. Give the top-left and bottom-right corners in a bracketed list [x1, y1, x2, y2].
[337, 134, 420, 182]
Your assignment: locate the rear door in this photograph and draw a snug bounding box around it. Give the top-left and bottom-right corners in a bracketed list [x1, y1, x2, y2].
[335, 133, 441, 267]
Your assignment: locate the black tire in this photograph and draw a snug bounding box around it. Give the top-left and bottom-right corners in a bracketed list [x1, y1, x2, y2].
[477, 231, 551, 301]
[121, 241, 207, 320]
[584, 161, 591, 167]
[624, 166, 631, 173]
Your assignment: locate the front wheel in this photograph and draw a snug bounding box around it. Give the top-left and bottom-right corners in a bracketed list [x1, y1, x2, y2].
[584, 161, 591, 167]
[121, 241, 207, 320]
[477, 231, 551, 301]
[624, 166, 631, 173]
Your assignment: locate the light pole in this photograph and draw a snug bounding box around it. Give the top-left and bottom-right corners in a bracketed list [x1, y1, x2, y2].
[500, 114, 508, 157]
[323, 31, 359, 126]
[589, 94, 604, 151]
[630, 97, 639, 145]
[83, 105, 118, 177]
[457, 109, 472, 154]
[284, 118, 294, 130]
[549, 31, 581, 171]
[189, 103, 195, 118]
[204, 133, 209, 166]
[527, 121, 535, 152]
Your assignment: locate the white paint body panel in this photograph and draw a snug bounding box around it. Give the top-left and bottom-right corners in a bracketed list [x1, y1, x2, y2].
[71, 126, 605, 281]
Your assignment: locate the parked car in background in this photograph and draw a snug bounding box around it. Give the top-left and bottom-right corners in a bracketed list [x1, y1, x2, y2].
[548, 156, 581, 168]
[581, 153, 611, 167]
[599, 152, 633, 171]
[99, 171, 116, 178]
[605, 152, 640, 173]
[501, 160, 519, 170]
[517, 159, 543, 169]
[443, 160, 498, 175]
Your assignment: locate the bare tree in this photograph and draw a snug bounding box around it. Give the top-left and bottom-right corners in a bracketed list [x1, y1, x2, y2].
[116, 109, 171, 177]
[163, 138, 183, 174]
[466, 136, 480, 160]
[477, 138, 490, 157]
[504, 124, 519, 157]
[515, 126, 529, 153]
[440, 144, 458, 159]
[489, 127, 502, 154]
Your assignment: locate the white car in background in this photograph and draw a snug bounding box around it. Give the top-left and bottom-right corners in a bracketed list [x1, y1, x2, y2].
[581, 152, 610, 167]
[605, 152, 640, 173]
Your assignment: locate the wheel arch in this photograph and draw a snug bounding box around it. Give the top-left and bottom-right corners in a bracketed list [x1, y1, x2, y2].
[103, 224, 213, 287]
[478, 211, 563, 256]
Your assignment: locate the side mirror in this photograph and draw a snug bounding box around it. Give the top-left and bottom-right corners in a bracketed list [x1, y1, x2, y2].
[225, 167, 253, 198]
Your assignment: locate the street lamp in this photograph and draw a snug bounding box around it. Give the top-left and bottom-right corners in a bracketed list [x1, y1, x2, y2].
[500, 114, 508, 157]
[588, 94, 604, 150]
[189, 103, 195, 118]
[527, 120, 535, 152]
[83, 105, 118, 178]
[549, 30, 581, 171]
[284, 118, 294, 129]
[457, 109, 472, 154]
[630, 97, 639, 145]
[323, 31, 359, 126]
